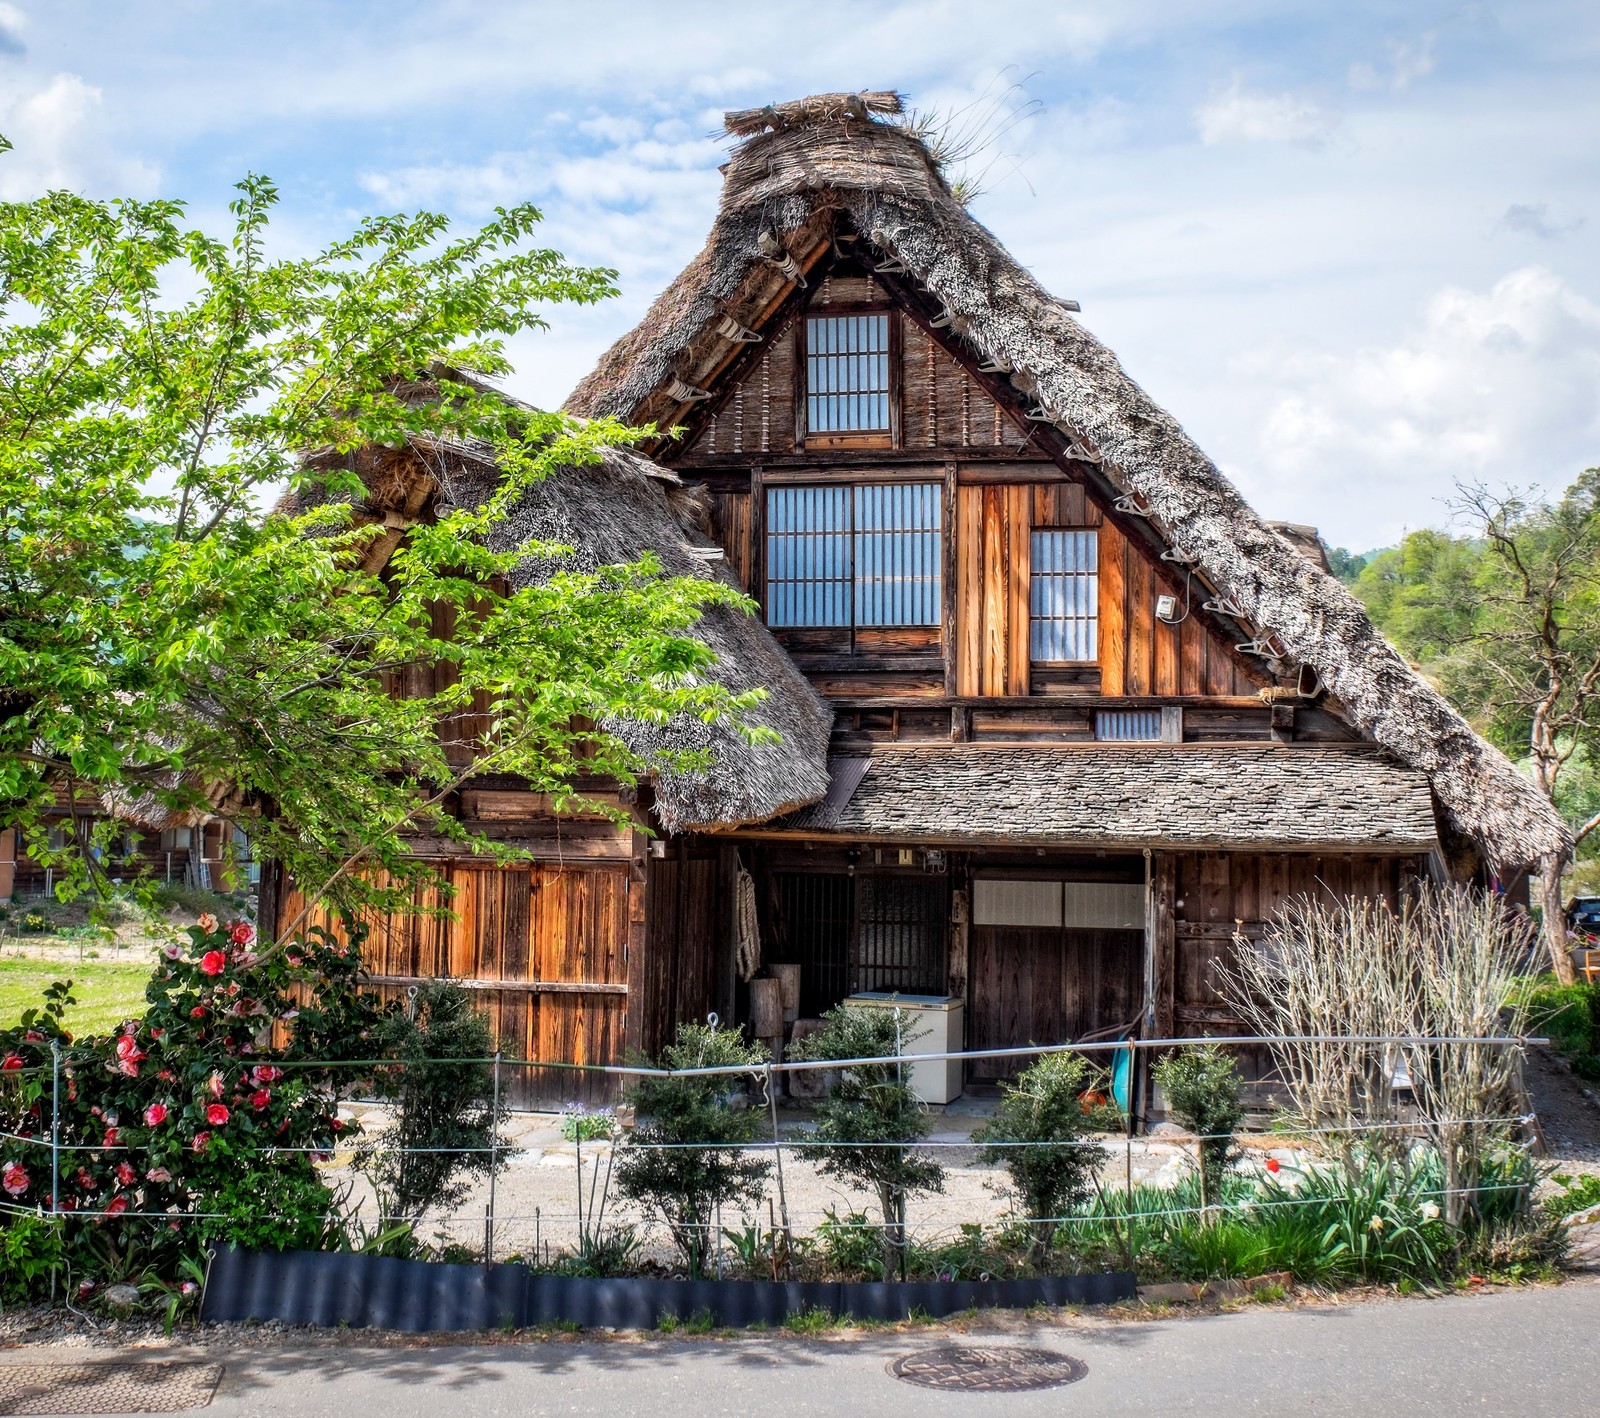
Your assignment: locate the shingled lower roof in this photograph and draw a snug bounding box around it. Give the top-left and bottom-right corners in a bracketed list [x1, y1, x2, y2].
[756, 745, 1439, 853]
[567, 93, 1569, 875]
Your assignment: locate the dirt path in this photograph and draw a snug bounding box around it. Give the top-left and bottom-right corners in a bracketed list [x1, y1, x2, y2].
[1526, 1045, 1600, 1174]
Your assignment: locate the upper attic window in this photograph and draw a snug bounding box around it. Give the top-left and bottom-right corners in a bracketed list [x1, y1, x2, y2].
[805, 314, 890, 437]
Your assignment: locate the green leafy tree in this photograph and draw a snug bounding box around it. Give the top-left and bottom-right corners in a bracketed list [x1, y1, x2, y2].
[613, 1023, 771, 1277]
[1356, 474, 1600, 981]
[973, 1051, 1107, 1264]
[0, 152, 765, 927]
[790, 1004, 944, 1273]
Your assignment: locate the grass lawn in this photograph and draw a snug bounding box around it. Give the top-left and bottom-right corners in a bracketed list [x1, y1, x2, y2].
[0, 955, 156, 1038]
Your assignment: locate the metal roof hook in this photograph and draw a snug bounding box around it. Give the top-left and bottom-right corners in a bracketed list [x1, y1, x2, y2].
[1025, 404, 1059, 422]
[1113, 493, 1149, 518]
[715, 314, 763, 344]
[976, 354, 1012, 373]
[666, 376, 712, 403]
[873, 256, 908, 274]
[1202, 596, 1247, 619]
[928, 305, 956, 328]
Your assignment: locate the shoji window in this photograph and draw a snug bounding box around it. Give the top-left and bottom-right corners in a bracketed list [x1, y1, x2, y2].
[1030, 529, 1098, 661]
[1095, 709, 1162, 741]
[806, 314, 890, 432]
[766, 483, 942, 628]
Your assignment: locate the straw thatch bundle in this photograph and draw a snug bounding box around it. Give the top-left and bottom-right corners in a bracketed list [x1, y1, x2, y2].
[567, 97, 1568, 873]
[280, 406, 832, 832]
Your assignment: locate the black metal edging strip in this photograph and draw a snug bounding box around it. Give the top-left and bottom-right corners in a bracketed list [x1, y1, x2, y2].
[201, 1246, 1135, 1332]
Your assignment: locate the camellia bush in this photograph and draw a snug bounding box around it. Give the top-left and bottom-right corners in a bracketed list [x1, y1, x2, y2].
[0, 914, 384, 1296]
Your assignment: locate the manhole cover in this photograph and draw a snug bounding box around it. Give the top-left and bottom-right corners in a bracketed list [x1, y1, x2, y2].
[889, 1345, 1087, 1392]
[0, 1361, 222, 1415]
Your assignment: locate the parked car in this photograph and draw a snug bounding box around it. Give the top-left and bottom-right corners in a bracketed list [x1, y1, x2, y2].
[1566, 897, 1600, 940]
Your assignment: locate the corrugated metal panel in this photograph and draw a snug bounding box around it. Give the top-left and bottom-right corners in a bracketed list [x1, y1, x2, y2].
[202, 1245, 1135, 1331]
[1095, 709, 1162, 741]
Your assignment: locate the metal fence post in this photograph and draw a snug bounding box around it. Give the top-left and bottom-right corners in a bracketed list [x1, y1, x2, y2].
[50, 1039, 61, 1302]
[764, 1063, 792, 1270]
[486, 1051, 501, 1265]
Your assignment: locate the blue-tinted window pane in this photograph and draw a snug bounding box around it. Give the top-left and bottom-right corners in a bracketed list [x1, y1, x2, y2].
[1095, 709, 1161, 741]
[1029, 529, 1098, 661]
[765, 481, 942, 628]
[807, 314, 890, 433]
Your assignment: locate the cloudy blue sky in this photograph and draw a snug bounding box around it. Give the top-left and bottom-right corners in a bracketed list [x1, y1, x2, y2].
[2, 1, 1597, 548]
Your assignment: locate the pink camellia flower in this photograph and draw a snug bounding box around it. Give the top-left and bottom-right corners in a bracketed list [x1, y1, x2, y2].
[24, 1029, 44, 1043]
[77, 1280, 95, 1298]
[145, 1167, 172, 1184]
[252, 1065, 283, 1084]
[144, 1103, 168, 1126]
[76, 1167, 96, 1189]
[1, 1054, 23, 1073]
[102, 1195, 129, 1218]
[102, 1128, 120, 1147]
[115, 1161, 138, 1186]
[114, 1035, 143, 1062]
[2, 1161, 29, 1196]
[197, 912, 219, 933]
[200, 950, 226, 976]
[229, 921, 254, 946]
[120, 1020, 138, 1036]
[192, 1131, 211, 1153]
[208, 1071, 226, 1098]
[190, 1005, 206, 1019]
[206, 1103, 230, 1126]
[251, 1089, 271, 1111]
[163, 943, 182, 960]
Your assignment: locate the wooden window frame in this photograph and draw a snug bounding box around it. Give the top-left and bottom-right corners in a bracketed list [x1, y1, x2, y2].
[797, 304, 901, 451]
[1029, 526, 1100, 667]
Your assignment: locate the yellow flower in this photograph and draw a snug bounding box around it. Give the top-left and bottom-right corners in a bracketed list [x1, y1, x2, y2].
[1368, 1215, 1387, 1233]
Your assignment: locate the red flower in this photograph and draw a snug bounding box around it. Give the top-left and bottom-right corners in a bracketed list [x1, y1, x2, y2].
[192, 1131, 211, 1152]
[115, 1161, 138, 1186]
[206, 1103, 230, 1126]
[251, 1089, 271, 1111]
[144, 1103, 168, 1126]
[200, 950, 226, 976]
[102, 1128, 120, 1147]
[1266, 1157, 1281, 1174]
[2, 1162, 28, 1196]
[102, 1195, 128, 1218]
[190, 1005, 207, 1019]
[23, 1029, 44, 1043]
[251, 1065, 283, 1085]
[229, 921, 254, 946]
[1, 1054, 22, 1073]
[76, 1167, 96, 1189]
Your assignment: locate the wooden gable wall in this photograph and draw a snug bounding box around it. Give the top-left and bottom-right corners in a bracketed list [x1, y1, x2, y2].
[678, 272, 1273, 717]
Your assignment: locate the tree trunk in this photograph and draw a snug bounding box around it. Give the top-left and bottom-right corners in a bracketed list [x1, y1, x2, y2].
[1537, 859, 1578, 985]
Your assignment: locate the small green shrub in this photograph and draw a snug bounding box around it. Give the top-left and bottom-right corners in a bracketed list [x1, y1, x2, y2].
[975, 1051, 1108, 1265]
[560, 1107, 615, 1143]
[614, 1022, 771, 1278]
[1543, 1172, 1600, 1219]
[552, 1224, 643, 1277]
[360, 979, 508, 1234]
[0, 1214, 64, 1303]
[198, 1166, 340, 1252]
[791, 1004, 944, 1272]
[814, 1207, 885, 1280]
[19, 910, 48, 933]
[1513, 978, 1600, 1072]
[1152, 1046, 1243, 1205]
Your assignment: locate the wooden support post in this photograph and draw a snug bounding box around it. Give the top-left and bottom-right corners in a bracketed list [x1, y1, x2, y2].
[1151, 854, 1177, 1041]
[0, 828, 14, 901]
[1269, 704, 1296, 743]
[625, 829, 650, 1058]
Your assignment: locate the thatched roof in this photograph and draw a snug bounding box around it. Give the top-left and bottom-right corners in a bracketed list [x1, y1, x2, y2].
[282, 415, 832, 833]
[566, 92, 1568, 874]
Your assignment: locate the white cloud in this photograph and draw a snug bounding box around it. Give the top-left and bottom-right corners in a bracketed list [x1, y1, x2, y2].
[1502, 202, 1584, 240]
[1348, 32, 1437, 93]
[1194, 78, 1332, 146]
[0, 2, 26, 55]
[0, 72, 158, 198]
[1242, 266, 1600, 542]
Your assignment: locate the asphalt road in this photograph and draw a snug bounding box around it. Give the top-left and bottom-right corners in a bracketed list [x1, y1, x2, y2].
[13, 1281, 1600, 1417]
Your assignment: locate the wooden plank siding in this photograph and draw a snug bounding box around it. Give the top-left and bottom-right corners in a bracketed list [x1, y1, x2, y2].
[279, 862, 634, 1105]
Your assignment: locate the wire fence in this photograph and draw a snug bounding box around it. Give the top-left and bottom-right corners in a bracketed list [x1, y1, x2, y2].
[0, 1030, 1553, 1282]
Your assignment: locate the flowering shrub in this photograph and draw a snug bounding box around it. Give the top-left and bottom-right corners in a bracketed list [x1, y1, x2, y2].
[0, 916, 385, 1289]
